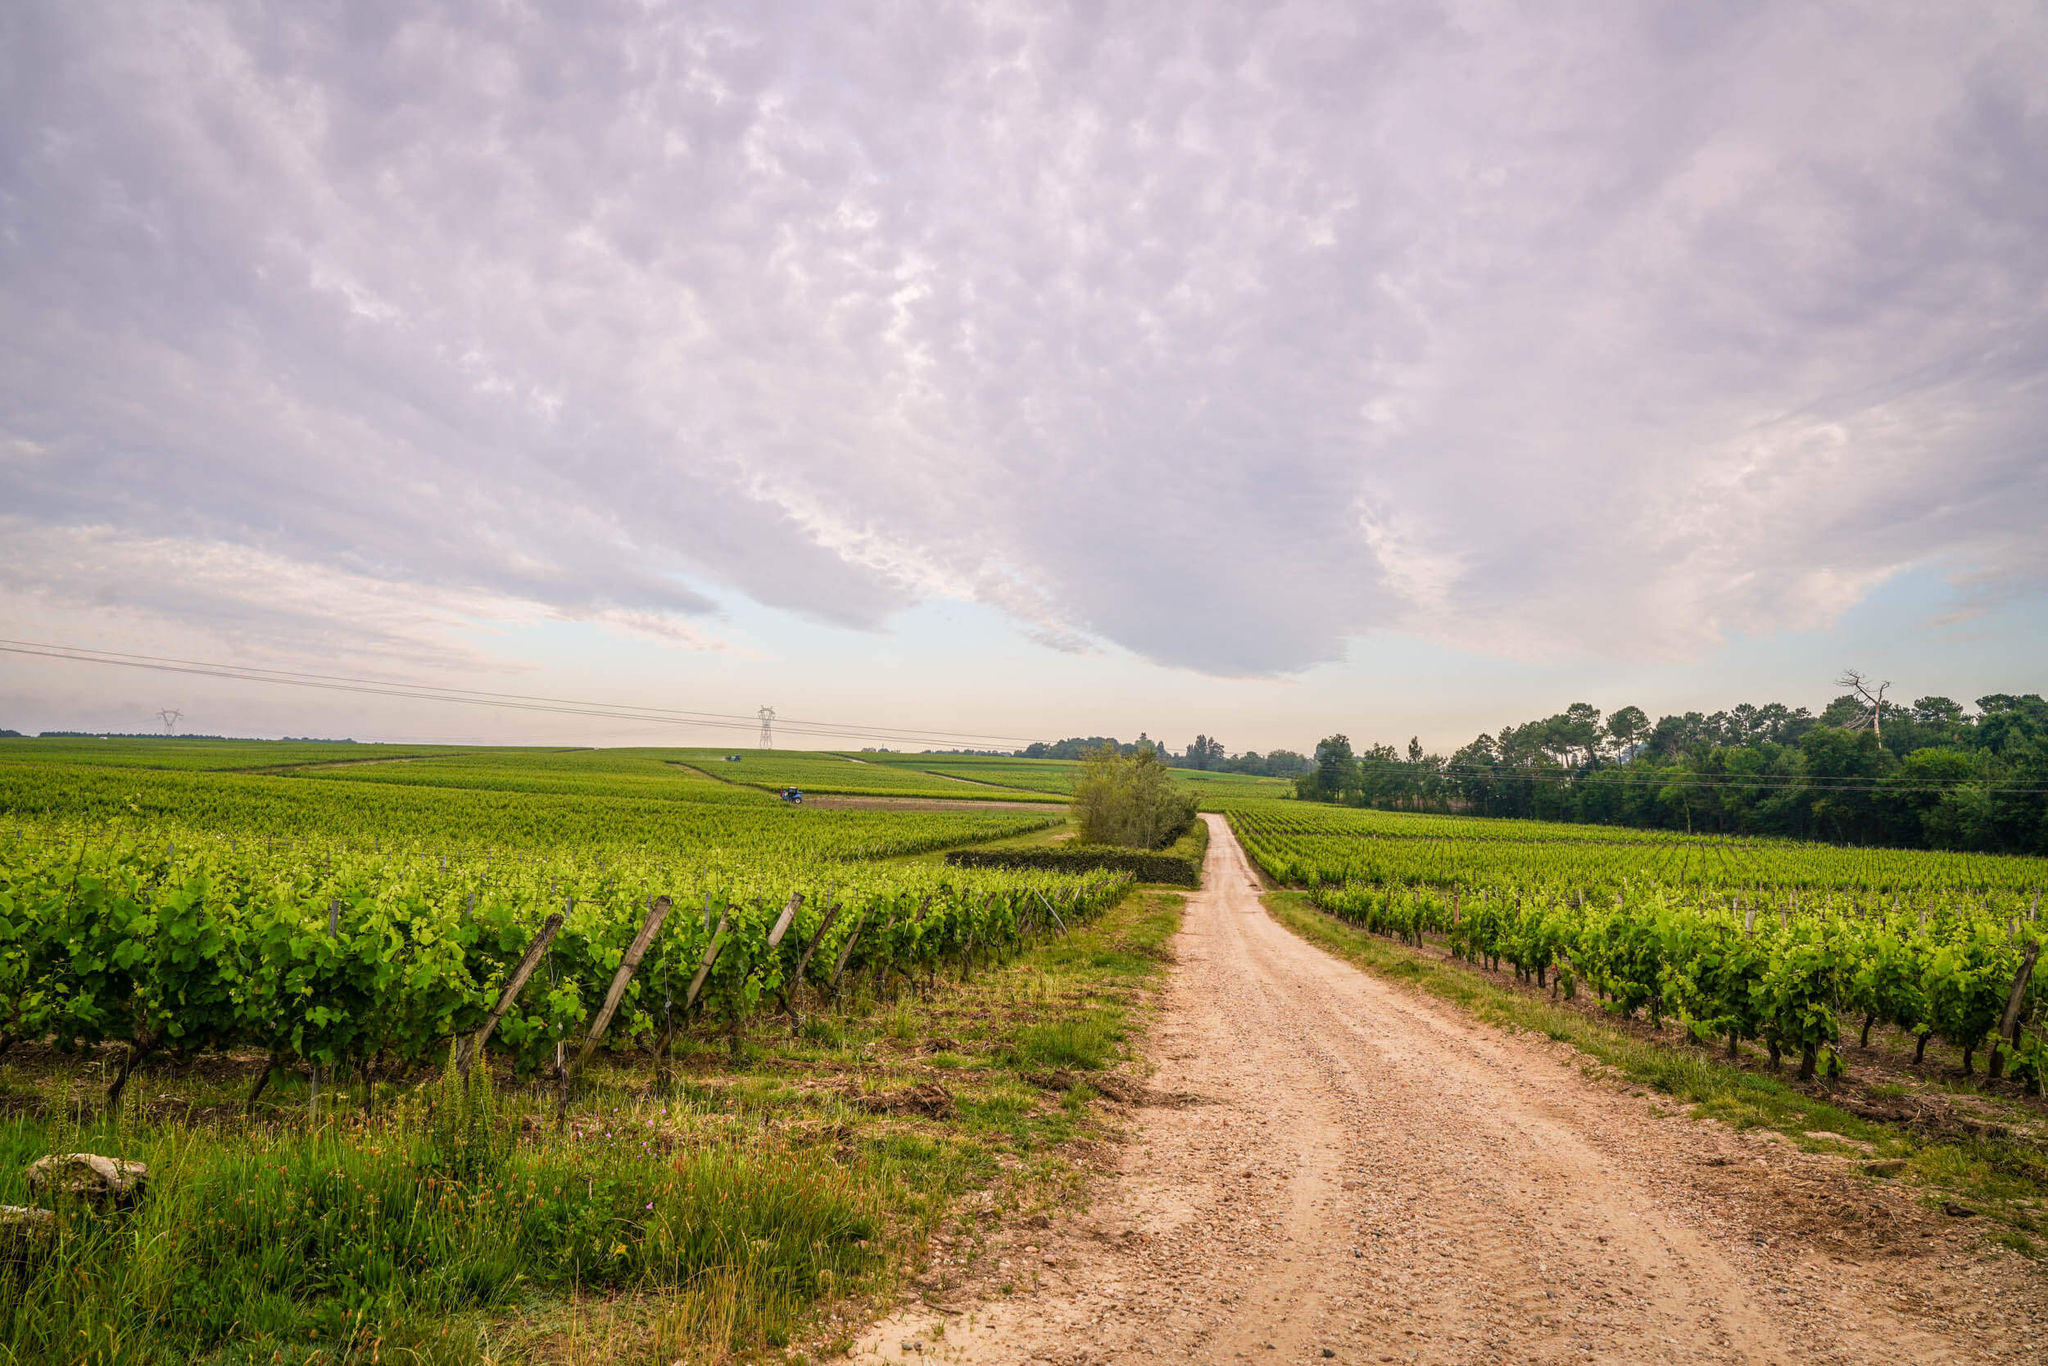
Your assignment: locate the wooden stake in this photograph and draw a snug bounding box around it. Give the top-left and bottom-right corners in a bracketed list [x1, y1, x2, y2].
[572, 895, 672, 1074]
[683, 907, 731, 1010]
[1999, 941, 2040, 1047]
[1990, 940, 2040, 1080]
[765, 891, 804, 949]
[827, 911, 869, 993]
[463, 912, 565, 1073]
[794, 898, 846, 988]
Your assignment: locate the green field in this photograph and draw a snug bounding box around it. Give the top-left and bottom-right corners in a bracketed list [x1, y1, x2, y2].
[671, 748, 1068, 801]
[0, 735, 463, 770]
[841, 750, 1296, 802]
[0, 739, 1188, 1364]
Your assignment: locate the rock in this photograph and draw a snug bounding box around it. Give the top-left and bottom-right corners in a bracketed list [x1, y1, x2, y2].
[1, 1205, 55, 1266]
[1323, 1350, 1338, 1359]
[26, 1153, 148, 1207]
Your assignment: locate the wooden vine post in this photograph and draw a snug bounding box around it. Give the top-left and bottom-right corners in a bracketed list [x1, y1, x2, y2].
[682, 905, 734, 1011]
[827, 909, 870, 997]
[1989, 939, 2041, 1081]
[787, 897, 844, 1029]
[765, 892, 803, 951]
[460, 911, 564, 1077]
[569, 895, 672, 1081]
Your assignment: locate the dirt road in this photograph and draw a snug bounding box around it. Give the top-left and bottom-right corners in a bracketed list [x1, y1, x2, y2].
[857, 815, 2047, 1364]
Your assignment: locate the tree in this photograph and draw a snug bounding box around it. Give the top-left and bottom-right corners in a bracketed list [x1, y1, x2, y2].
[1642, 712, 1706, 761]
[1974, 694, 2048, 755]
[1881, 748, 1981, 847]
[1298, 735, 1358, 802]
[1605, 706, 1649, 756]
[1071, 744, 1196, 849]
[1292, 686, 2045, 854]
[1799, 726, 1894, 843]
[1834, 669, 1892, 737]
[1250, 748, 1312, 777]
[1546, 703, 1603, 768]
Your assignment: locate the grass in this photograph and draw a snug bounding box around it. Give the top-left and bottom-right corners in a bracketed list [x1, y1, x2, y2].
[1006, 1012, 1121, 1071]
[0, 1117, 870, 1364]
[1264, 889, 2048, 1253]
[0, 891, 1184, 1364]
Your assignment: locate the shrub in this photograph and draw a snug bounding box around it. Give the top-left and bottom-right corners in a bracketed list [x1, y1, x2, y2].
[1071, 745, 1197, 849]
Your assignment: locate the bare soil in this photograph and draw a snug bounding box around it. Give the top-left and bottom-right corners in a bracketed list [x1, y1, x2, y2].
[854, 816, 2048, 1364]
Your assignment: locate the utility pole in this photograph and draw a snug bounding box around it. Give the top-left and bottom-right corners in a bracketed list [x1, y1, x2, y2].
[1835, 670, 1891, 738]
[757, 705, 775, 749]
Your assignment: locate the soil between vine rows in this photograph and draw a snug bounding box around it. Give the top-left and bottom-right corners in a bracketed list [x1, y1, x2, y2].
[855, 815, 2048, 1364]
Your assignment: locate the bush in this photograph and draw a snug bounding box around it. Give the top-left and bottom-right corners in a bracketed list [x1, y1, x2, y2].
[1071, 745, 1197, 848]
[946, 818, 1209, 887]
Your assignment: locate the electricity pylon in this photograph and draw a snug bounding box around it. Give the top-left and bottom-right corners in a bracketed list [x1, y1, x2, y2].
[757, 705, 775, 749]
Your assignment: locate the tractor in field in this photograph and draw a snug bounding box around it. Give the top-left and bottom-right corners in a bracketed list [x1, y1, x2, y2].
[778, 787, 804, 804]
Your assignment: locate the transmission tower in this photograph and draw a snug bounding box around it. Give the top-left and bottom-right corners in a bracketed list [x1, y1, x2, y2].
[757, 705, 775, 749]
[156, 707, 182, 735]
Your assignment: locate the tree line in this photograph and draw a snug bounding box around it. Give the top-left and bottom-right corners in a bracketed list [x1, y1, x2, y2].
[1296, 690, 2048, 856]
[1018, 734, 1311, 776]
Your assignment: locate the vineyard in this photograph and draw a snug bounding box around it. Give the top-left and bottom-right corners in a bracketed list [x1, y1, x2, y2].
[1224, 799, 2048, 1083]
[0, 739, 1191, 1365]
[664, 749, 1068, 802]
[0, 743, 1130, 1106]
[845, 750, 1298, 802]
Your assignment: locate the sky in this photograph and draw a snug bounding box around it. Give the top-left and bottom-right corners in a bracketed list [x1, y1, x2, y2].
[2, 1, 2045, 754]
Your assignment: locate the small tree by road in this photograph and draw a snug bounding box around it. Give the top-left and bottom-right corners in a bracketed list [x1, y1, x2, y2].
[1072, 744, 1197, 848]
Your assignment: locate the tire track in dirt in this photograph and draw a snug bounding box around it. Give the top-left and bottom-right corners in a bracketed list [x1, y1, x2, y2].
[855, 815, 2046, 1364]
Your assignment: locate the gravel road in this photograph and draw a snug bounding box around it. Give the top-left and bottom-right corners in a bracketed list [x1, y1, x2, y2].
[856, 815, 2046, 1364]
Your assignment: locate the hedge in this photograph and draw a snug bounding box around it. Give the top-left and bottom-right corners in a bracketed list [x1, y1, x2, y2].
[945, 816, 1210, 887]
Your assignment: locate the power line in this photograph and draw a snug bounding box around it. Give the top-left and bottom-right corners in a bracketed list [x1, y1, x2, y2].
[0, 638, 1040, 751]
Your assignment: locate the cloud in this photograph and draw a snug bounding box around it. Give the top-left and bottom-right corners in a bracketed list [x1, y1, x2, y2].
[1, 0, 2044, 677]
[0, 519, 749, 670]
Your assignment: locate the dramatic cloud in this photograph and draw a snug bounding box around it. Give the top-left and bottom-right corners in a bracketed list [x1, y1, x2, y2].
[2, 0, 2044, 675]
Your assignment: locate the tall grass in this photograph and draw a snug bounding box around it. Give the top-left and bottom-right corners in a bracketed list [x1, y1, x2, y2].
[0, 1101, 877, 1365]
